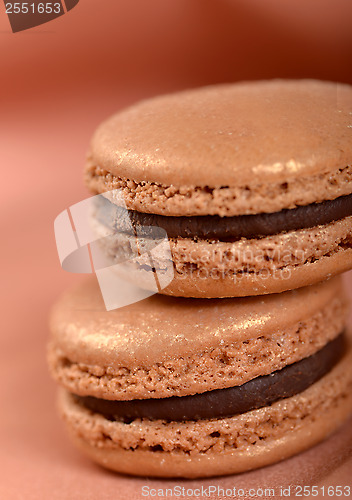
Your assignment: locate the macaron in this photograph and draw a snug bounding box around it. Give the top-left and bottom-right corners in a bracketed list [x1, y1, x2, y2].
[48, 276, 352, 478]
[85, 79, 352, 298]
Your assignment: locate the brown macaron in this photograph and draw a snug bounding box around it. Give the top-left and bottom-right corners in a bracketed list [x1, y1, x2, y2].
[48, 276, 352, 478]
[85, 79, 352, 298]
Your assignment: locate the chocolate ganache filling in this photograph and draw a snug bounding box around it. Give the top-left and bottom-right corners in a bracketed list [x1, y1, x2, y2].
[74, 333, 344, 422]
[95, 193, 352, 241]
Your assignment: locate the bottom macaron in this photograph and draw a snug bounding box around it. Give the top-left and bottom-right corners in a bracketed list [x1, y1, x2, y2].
[58, 331, 352, 478]
[48, 277, 350, 477]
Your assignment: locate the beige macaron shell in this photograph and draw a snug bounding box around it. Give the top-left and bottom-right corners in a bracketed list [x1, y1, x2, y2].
[49, 276, 345, 372]
[89, 80, 352, 188]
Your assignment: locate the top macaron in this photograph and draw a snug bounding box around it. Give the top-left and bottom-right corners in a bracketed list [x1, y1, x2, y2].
[85, 79, 352, 298]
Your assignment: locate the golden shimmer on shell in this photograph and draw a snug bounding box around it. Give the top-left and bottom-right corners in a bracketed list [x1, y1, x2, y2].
[49, 276, 346, 369]
[88, 80, 352, 189]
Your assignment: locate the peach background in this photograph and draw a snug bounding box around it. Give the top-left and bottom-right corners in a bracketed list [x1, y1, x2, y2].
[1, 1, 352, 498]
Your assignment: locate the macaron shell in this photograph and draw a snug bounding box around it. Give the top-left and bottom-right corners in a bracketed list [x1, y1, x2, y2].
[48, 276, 347, 399]
[49, 276, 343, 367]
[88, 80, 352, 189]
[58, 331, 352, 478]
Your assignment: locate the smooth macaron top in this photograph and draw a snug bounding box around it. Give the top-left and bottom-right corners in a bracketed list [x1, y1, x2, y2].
[88, 80, 352, 188]
[49, 276, 345, 370]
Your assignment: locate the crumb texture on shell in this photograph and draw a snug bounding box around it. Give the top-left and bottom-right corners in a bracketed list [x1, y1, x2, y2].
[85, 164, 352, 217]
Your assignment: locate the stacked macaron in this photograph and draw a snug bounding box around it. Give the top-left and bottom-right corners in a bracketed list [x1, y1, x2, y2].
[49, 80, 352, 477]
[85, 80, 352, 298]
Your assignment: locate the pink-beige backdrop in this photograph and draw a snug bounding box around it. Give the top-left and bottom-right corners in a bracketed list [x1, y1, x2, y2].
[1, 1, 351, 498]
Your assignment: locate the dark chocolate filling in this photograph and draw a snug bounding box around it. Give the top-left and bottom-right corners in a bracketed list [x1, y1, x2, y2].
[95, 193, 352, 241]
[74, 333, 344, 422]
